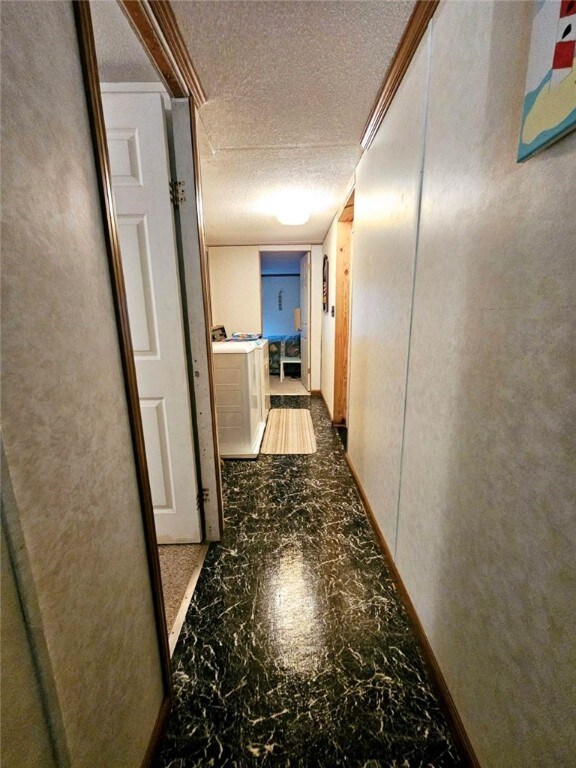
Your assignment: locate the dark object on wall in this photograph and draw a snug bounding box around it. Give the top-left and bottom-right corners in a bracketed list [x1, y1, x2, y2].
[323, 255, 329, 313]
[211, 325, 227, 341]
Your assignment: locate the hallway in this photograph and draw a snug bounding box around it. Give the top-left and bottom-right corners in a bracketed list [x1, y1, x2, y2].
[156, 396, 464, 767]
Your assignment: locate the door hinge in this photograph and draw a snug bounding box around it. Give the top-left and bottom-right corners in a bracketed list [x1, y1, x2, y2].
[196, 488, 210, 511]
[169, 179, 186, 206]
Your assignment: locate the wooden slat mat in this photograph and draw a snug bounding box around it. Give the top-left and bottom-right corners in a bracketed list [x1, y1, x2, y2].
[260, 409, 317, 455]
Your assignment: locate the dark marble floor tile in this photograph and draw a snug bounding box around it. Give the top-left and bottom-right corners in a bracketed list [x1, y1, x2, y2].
[155, 395, 464, 768]
[270, 394, 311, 410]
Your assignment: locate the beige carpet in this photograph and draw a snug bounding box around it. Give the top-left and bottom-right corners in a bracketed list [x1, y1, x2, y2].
[261, 408, 317, 454]
[158, 544, 207, 633]
[268, 375, 309, 396]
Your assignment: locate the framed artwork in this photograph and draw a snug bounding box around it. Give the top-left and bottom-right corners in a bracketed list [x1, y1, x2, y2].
[323, 255, 329, 313]
[518, 0, 576, 161]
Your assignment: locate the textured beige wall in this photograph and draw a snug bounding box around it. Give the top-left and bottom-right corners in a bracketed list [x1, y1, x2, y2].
[209, 245, 263, 334]
[1, 3, 164, 766]
[347, 36, 429, 544]
[348, 1, 576, 766]
[1, 526, 56, 768]
[397, 3, 576, 765]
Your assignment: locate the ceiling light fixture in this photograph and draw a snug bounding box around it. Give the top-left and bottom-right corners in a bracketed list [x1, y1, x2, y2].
[276, 207, 310, 226]
[254, 188, 332, 227]
[274, 190, 310, 226]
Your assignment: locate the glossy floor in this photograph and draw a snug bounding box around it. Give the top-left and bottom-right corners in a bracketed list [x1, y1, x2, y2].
[155, 396, 464, 767]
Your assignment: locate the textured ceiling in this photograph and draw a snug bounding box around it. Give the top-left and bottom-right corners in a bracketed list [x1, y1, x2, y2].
[196, 121, 361, 244]
[90, 0, 415, 245]
[91, 0, 160, 83]
[173, 0, 416, 245]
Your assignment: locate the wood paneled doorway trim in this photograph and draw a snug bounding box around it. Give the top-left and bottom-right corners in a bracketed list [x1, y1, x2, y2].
[118, 0, 206, 105]
[74, 2, 220, 764]
[333, 190, 354, 427]
[361, 0, 438, 149]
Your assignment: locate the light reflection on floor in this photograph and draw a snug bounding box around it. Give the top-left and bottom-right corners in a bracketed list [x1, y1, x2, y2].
[155, 395, 464, 767]
[267, 544, 324, 675]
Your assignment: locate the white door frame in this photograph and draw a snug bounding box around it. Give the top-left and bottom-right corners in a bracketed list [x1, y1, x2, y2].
[299, 251, 311, 391]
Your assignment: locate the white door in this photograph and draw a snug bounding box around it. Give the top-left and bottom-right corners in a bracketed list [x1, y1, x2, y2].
[300, 252, 311, 391]
[103, 91, 201, 543]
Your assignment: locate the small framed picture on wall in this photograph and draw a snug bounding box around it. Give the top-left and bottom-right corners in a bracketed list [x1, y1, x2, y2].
[323, 255, 329, 313]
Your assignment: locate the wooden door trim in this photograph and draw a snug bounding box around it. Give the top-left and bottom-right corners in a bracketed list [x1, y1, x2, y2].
[361, 0, 439, 150]
[74, 3, 172, 765]
[118, 0, 206, 106]
[333, 219, 352, 426]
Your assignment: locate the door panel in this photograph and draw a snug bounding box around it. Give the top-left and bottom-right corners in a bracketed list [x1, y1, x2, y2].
[140, 398, 174, 510]
[300, 252, 311, 391]
[107, 129, 142, 185]
[103, 91, 200, 543]
[117, 215, 158, 357]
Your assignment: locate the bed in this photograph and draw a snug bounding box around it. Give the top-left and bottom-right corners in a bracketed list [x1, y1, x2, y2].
[266, 334, 301, 376]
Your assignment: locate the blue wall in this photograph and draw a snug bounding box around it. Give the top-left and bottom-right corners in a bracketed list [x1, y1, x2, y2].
[260, 252, 303, 275]
[262, 276, 300, 336]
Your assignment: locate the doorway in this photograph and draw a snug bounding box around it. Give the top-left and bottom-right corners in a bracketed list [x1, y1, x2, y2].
[88, 0, 218, 654]
[333, 190, 354, 430]
[260, 250, 310, 396]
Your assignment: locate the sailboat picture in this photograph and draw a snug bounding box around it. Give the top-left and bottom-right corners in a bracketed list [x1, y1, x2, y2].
[518, 0, 576, 161]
